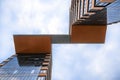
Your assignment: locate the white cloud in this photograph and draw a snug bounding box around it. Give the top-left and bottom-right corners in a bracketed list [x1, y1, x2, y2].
[52, 23, 120, 80]
[0, 0, 120, 80]
[0, 0, 69, 34]
[0, 0, 70, 62]
[0, 29, 15, 63]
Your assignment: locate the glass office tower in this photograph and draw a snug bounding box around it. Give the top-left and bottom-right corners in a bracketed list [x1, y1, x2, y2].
[0, 0, 120, 79]
[0, 54, 52, 80]
[0, 36, 52, 80]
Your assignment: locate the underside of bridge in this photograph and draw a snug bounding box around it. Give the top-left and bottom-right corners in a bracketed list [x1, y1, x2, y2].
[14, 0, 120, 44]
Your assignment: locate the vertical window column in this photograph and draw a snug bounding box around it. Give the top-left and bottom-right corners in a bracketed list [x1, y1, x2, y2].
[38, 54, 51, 80]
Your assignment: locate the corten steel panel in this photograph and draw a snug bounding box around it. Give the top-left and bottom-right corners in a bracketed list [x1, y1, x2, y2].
[14, 35, 51, 54]
[100, 0, 115, 3]
[71, 25, 107, 43]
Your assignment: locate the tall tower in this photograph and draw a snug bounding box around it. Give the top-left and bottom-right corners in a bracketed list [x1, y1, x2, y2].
[0, 35, 52, 80]
[0, 0, 120, 80]
[70, 0, 115, 43]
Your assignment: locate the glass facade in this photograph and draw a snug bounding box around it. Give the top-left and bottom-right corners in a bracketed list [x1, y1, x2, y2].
[83, 0, 95, 16]
[107, 0, 120, 24]
[0, 57, 40, 80]
[37, 77, 46, 80]
[70, 0, 118, 25]
[88, 0, 110, 11]
[80, 0, 84, 18]
[95, 0, 110, 6]
[0, 54, 52, 80]
[88, 0, 93, 11]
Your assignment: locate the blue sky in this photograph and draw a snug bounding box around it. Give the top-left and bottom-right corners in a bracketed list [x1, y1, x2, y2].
[0, 0, 120, 80]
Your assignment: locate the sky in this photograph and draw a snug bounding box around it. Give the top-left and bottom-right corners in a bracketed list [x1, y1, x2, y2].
[0, 0, 120, 80]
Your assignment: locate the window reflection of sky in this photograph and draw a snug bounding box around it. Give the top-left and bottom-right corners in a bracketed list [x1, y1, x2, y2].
[0, 0, 120, 80]
[107, 0, 120, 24]
[0, 57, 40, 80]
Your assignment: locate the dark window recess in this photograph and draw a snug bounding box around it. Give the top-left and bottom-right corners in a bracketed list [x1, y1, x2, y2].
[17, 54, 48, 66]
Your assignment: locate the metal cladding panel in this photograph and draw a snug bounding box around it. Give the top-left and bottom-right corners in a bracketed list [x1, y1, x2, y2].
[14, 35, 51, 54]
[52, 35, 70, 43]
[71, 25, 107, 43]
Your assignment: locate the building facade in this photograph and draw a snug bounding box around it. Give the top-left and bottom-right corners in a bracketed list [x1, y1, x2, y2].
[0, 36, 52, 80]
[70, 0, 116, 43]
[0, 0, 120, 80]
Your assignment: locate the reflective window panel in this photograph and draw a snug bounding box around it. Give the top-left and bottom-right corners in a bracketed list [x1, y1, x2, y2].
[107, 0, 120, 24]
[37, 77, 46, 80]
[0, 57, 40, 80]
[95, 0, 110, 6]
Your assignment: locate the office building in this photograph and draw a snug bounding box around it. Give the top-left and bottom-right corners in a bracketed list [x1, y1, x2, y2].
[0, 36, 52, 80]
[0, 0, 120, 80]
[70, 0, 118, 43]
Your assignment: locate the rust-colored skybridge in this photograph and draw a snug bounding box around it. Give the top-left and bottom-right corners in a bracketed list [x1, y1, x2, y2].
[14, 0, 120, 44]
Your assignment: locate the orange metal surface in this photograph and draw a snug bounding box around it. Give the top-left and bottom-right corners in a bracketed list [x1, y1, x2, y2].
[0, 64, 4, 66]
[44, 59, 50, 62]
[39, 73, 47, 77]
[100, 0, 115, 3]
[42, 62, 49, 66]
[71, 25, 107, 43]
[41, 67, 48, 70]
[14, 35, 51, 54]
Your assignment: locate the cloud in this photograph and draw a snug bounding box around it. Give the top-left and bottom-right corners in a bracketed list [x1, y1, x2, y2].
[52, 23, 120, 80]
[0, 0, 70, 62]
[0, 0, 70, 34]
[0, 28, 15, 63]
[0, 0, 120, 80]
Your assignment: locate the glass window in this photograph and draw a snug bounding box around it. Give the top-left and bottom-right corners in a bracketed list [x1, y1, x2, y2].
[95, 0, 108, 6]
[107, 0, 120, 24]
[37, 77, 46, 80]
[0, 57, 41, 80]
